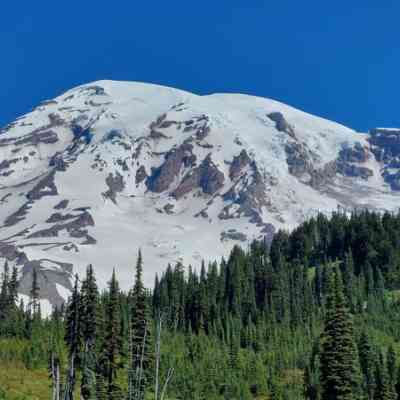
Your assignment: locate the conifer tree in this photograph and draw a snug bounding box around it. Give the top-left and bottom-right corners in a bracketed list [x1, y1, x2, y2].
[8, 266, 19, 306]
[64, 274, 81, 400]
[49, 335, 61, 400]
[387, 346, 397, 386]
[0, 261, 10, 323]
[80, 265, 99, 400]
[359, 331, 376, 399]
[101, 269, 122, 399]
[374, 352, 392, 400]
[95, 371, 108, 400]
[30, 268, 41, 317]
[319, 266, 360, 400]
[130, 250, 152, 399]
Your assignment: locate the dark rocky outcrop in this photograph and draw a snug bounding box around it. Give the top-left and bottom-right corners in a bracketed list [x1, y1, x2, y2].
[0, 241, 28, 264]
[339, 142, 369, 163]
[46, 212, 78, 223]
[79, 85, 106, 96]
[4, 202, 32, 227]
[18, 259, 73, 308]
[163, 203, 175, 214]
[54, 199, 69, 210]
[0, 158, 19, 172]
[27, 170, 58, 201]
[383, 170, 400, 191]
[267, 112, 296, 138]
[148, 114, 174, 140]
[229, 150, 251, 180]
[334, 143, 373, 180]
[336, 162, 373, 180]
[220, 163, 269, 224]
[220, 229, 247, 242]
[172, 154, 224, 198]
[71, 123, 93, 144]
[368, 129, 400, 190]
[0, 130, 58, 148]
[103, 172, 125, 203]
[369, 128, 400, 158]
[49, 152, 68, 171]
[135, 165, 147, 185]
[285, 142, 313, 177]
[28, 210, 95, 243]
[0, 238, 74, 307]
[146, 143, 196, 193]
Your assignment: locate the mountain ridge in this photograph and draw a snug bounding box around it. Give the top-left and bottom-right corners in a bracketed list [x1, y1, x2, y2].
[1, 80, 399, 310]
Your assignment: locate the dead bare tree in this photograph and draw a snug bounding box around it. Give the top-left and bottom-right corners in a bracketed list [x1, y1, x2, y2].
[160, 368, 174, 400]
[49, 349, 61, 400]
[129, 322, 148, 400]
[154, 312, 174, 400]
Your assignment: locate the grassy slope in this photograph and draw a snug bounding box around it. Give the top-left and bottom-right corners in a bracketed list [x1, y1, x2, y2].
[0, 361, 50, 400]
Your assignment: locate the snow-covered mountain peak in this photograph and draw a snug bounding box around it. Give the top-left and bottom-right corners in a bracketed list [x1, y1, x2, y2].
[1, 80, 399, 308]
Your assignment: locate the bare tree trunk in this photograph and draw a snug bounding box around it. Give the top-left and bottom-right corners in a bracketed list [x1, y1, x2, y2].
[64, 351, 75, 400]
[137, 323, 148, 400]
[55, 360, 60, 400]
[128, 328, 134, 400]
[160, 368, 174, 400]
[50, 352, 56, 400]
[154, 314, 162, 400]
[50, 351, 61, 400]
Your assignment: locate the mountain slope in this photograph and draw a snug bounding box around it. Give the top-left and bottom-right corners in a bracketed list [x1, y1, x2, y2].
[1, 80, 399, 307]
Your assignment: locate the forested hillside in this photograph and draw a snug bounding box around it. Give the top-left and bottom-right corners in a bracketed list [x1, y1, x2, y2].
[1, 210, 400, 399]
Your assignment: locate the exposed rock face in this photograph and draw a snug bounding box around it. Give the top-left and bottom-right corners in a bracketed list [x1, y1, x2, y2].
[173, 154, 225, 198]
[27, 210, 95, 242]
[336, 162, 373, 180]
[267, 112, 296, 138]
[4, 203, 32, 227]
[0, 129, 59, 147]
[135, 165, 147, 185]
[229, 149, 251, 180]
[54, 200, 69, 210]
[335, 143, 373, 180]
[339, 142, 369, 163]
[146, 143, 196, 193]
[18, 260, 73, 308]
[369, 128, 400, 158]
[221, 229, 247, 242]
[103, 172, 125, 203]
[220, 163, 270, 224]
[368, 129, 400, 190]
[234, 167, 269, 220]
[27, 170, 58, 201]
[285, 142, 313, 178]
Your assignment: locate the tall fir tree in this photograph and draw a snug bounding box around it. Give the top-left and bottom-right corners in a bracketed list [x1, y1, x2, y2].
[101, 269, 122, 400]
[0, 261, 9, 316]
[64, 274, 82, 400]
[374, 352, 392, 400]
[359, 331, 376, 399]
[30, 268, 41, 317]
[387, 345, 397, 387]
[130, 250, 152, 400]
[319, 266, 360, 400]
[80, 265, 99, 400]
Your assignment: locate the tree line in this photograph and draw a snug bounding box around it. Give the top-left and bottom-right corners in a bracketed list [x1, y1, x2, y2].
[0, 210, 400, 399]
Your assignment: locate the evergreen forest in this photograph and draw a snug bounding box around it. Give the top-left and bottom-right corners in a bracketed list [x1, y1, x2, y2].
[1, 210, 400, 399]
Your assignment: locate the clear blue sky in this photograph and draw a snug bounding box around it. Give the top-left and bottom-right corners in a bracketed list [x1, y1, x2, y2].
[1, 1, 399, 131]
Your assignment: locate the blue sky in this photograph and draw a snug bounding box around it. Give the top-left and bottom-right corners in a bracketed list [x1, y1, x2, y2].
[1, 1, 400, 131]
